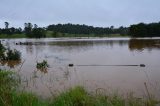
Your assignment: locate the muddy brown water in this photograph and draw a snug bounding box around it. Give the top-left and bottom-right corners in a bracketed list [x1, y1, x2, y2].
[1, 37, 160, 98]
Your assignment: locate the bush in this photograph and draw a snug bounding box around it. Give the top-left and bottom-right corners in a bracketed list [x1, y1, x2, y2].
[36, 60, 49, 69]
[0, 43, 21, 61]
[5, 49, 21, 60]
[36, 60, 49, 73]
[0, 42, 6, 60]
[31, 28, 46, 38]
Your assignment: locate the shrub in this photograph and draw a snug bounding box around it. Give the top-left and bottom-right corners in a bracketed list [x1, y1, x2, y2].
[36, 60, 49, 73]
[0, 42, 6, 60]
[5, 49, 21, 60]
[0, 43, 21, 61]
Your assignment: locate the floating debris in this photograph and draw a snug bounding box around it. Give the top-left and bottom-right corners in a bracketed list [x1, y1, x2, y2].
[68, 64, 145, 67]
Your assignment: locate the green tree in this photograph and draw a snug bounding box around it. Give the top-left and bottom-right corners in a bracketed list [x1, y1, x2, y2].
[34, 24, 38, 28]
[129, 22, 160, 37]
[24, 23, 33, 37]
[32, 28, 46, 38]
[4, 22, 9, 29]
[52, 31, 58, 37]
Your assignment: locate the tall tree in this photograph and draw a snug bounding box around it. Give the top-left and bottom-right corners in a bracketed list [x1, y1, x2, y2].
[4, 22, 9, 29]
[28, 23, 33, 29]
[32, 28, 46, 38]
[129, 22, 160, 37]
[34, 24, 38, 28]
[24, 22, 33, 37]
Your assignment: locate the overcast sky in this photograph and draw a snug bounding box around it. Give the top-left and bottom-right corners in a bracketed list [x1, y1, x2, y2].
[0, 0, 160, 28]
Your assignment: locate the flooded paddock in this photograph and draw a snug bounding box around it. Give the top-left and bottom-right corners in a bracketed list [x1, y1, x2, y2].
[1, 37, 160, 98]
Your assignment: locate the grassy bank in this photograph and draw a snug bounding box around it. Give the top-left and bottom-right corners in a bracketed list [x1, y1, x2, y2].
[0, 32, 128, 39]
[0, 34, 26, 38]
[0, 70, 159, 106]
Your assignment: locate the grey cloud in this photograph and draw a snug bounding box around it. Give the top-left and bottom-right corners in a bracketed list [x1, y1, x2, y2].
[0, 0, 160, 28]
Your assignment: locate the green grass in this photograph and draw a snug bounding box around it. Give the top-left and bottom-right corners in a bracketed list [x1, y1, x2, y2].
[11, 92, 48, 106]
[50, 87, 159, 106]
[50, 87, 126, 106]
[0, 70, 48, 106]
[46, 31, 128, 38]
[0, 34, 26, 38]
[0, 70, 159, 106]
[0, 32, 128, 39]
[45, 31, 129, 38]
[0, 70, 16, 106]
[50, 86, 93, 106]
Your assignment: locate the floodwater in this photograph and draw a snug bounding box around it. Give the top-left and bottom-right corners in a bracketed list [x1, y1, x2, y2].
[1, 37, 160, 98]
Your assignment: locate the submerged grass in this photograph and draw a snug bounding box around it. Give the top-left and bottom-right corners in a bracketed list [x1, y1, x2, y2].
[0, 70, 159, 106]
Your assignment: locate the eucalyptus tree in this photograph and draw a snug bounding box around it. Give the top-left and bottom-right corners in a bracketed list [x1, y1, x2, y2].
[4, 22, 9, 29]
[24, 22, 33, 37]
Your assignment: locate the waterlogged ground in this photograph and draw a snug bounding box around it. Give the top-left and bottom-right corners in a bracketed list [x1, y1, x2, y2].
[0, 37, 160, 98]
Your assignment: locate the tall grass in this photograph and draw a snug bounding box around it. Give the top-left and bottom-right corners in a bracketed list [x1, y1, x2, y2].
[0, 70, 159, 106]
[11, 92, 48, 106]
[0, 70, 48, 106]
[0, 70, 16, 106]
[50, 86, 159, 106]
[50, 86, 93, 106]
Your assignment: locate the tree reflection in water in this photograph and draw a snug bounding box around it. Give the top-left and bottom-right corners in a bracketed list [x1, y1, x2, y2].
[129, 39, 160, 51]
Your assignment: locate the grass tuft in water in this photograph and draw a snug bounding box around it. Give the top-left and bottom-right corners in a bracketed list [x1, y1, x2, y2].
[36, 60, 49, 70]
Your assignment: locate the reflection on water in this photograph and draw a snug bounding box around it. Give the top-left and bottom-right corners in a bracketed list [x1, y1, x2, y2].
[15, 38, 160, 53]
[37, 68, 48, 74]
[24, 39, 129, 54]
[0, 60, 21, 68]
[129, 39, 160, 51]
[1, 38, 160, 98]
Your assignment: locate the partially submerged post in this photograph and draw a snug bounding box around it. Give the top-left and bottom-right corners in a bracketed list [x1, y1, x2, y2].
[140, 64, 145, 67]
[68, 64, 74, 67]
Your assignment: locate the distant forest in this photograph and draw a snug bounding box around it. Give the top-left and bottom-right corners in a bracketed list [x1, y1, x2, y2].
[129, 22, 160, 37]
[47, 24, 128, 36]
[0, 21, 160, 38]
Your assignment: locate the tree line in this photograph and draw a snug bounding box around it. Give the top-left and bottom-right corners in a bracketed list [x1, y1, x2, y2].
[0, 22, 46, 38]
[24, 23, 46, 38]
[47, 23, 128, 36]
[0, 22, 22, 35]
[0, 21, 160, 38]
[129, 22, 160, 37]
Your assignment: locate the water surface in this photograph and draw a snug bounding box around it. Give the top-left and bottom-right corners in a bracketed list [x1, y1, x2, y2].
[1, 37, 160, 98]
